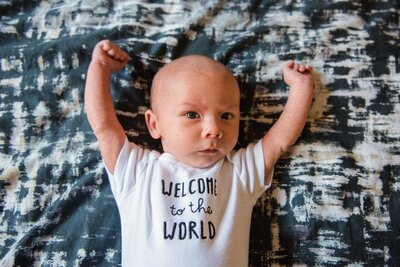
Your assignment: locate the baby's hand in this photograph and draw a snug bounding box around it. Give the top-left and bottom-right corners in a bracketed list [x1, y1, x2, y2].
[282, 60, 313, 88]
[91, 40, 129, 73]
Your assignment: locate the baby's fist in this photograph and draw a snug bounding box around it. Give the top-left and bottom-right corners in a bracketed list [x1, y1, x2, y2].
[282, 60, 313, 88]
[91, 40, 129, 73]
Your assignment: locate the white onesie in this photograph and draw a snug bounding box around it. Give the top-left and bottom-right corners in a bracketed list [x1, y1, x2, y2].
[105, 137, 271, 267]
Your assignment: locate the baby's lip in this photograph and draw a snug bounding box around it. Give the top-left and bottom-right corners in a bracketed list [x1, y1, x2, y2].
[200, 148, 219, 153]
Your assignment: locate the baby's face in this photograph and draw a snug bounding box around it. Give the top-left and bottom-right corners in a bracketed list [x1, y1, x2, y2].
[146, 56, 240, 168]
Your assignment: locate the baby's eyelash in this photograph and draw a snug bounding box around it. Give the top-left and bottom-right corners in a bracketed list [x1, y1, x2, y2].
[184, 111, 200, 119]
[221, 112, 233, 120]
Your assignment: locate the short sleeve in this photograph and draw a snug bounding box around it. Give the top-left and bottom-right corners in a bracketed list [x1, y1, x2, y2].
[104, 137, 158, 200]
[229, 140, 273, 202]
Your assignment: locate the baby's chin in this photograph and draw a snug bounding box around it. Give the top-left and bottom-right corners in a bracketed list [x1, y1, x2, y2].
[178, 154, 226, 169]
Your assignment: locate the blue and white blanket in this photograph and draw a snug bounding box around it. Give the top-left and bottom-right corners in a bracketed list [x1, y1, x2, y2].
[1, 1, 399, 266]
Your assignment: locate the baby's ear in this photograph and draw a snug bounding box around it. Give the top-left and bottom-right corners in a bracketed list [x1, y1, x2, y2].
[145, 109, 161, 139]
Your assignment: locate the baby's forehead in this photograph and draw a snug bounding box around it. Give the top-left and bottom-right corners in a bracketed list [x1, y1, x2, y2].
[150, 55, 239, 107]
[161, 55, 228, 75]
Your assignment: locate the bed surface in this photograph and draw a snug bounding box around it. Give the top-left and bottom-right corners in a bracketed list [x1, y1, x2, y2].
[1, 0, 399, 266]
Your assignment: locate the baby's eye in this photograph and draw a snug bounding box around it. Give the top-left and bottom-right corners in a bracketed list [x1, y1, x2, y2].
[185, 111, 200, 119]
[221, 112, 233, 120]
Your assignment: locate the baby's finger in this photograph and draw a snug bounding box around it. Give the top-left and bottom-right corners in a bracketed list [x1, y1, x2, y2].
[121, 49, 129, 59]
[285, 60, 295, 69]
[99, 40, 112, 51]
[106, 46, 118, 57]
[299, 64, 305, 72]
[115, 49, 128, 61]
[99, 40, 117, 56]
[120, 51, 129, 62]
[110, 46, 128, 61]
[110, 47, 125, 61]
[112, 48, 122, 59]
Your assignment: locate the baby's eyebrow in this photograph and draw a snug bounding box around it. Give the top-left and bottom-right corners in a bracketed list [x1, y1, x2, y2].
[179, 101, 200, 108]
[179, 101, 239, 110]
[218, 102, 240, 112]
[225, 103, 240, 109]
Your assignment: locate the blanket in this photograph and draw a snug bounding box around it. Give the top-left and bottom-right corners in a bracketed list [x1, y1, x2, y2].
[1, 0, 399, 266]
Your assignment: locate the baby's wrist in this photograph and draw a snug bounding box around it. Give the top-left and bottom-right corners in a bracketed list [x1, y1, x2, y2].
[89, 60, 114, 76]
[289, 80, 313, 91]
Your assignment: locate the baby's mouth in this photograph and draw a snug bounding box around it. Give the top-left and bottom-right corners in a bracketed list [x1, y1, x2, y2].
[200, 148, 218, 153]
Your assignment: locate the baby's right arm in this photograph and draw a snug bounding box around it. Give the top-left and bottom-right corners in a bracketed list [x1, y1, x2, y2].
[262, 61, 314, 184]
[84, 40, 129, 173]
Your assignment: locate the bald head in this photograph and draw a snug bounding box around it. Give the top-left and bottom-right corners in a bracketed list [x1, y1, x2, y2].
[150, 55, 239, 110]
[144, 55, 241, 167]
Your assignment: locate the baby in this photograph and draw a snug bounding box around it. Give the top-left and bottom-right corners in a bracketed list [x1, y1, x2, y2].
[85, 40, 313, 267]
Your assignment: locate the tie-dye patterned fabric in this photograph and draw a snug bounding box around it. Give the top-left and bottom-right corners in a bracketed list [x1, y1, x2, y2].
[0, 1, 399, 266]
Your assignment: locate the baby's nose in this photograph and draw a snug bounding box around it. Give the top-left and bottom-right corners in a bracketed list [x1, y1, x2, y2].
[202, 119, 223, 139]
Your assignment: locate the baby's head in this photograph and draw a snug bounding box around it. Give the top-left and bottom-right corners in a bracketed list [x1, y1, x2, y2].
[145, 55, 240, 168]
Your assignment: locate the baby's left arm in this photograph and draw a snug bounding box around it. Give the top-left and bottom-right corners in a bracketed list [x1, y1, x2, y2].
[262, 61, 314, 184]
[85, 40, 129, 173]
